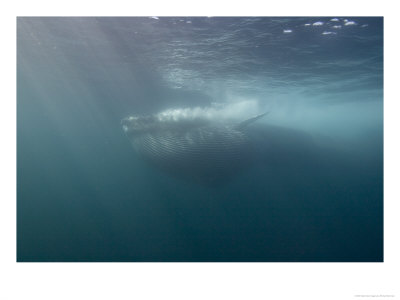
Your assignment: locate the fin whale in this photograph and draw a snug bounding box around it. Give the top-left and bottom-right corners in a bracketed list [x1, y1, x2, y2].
[121, 111, 269, 185]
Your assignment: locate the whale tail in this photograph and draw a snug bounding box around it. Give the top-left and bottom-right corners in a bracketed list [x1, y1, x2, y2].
[235, 112, 269, 130]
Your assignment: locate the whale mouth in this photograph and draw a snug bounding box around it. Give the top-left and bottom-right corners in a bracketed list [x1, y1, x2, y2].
[121, 112, 210, 135]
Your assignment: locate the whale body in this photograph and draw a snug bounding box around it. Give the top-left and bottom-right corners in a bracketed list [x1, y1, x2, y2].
[121, 112, 268, 185]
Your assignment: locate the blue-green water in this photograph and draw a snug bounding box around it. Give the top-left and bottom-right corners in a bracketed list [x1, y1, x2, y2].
[17, 17, 383, 262]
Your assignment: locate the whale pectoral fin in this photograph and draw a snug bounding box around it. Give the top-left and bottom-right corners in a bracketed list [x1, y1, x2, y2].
[235, 112, 269, 130]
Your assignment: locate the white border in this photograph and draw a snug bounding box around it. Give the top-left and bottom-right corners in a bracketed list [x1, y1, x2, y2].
[2, 1, 399, 299]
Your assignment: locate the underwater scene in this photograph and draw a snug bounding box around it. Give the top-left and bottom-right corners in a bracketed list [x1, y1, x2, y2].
[17, 17, 383, 262]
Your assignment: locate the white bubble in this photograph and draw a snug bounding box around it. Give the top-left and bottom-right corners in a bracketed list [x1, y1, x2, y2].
[330, 18, 340, 22]
[313, 21, 324, 26]
[155, 100, 262, 123]
[344, 21, 357, 26]
[283, 29, 292, 33]
[149, 16, 159, 20]
[304, 23, 311, 26]
[322, 31, 336, 35]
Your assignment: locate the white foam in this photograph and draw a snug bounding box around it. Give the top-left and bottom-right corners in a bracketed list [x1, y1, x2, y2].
[283, 29, 293, 33]
[156, 100, 261, 123]
[344, 21, 357, 26]
[322, 31, 336, 35]
[312, 21, 324, 26]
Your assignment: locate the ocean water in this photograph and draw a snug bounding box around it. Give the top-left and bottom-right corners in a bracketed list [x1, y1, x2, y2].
[17, 17, 383, 262]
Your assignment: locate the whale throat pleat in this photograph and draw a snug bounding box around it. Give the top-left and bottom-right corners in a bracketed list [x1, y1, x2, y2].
[128, 126, 250, 182]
